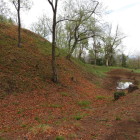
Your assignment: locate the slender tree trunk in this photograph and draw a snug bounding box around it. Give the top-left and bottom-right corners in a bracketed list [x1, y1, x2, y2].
[47, 0, 59, 83]
[68, 37, 72, 53]
[78, 45, 84, 60]
[66, 40, 77, 60]
[93, 35, 97, 65]
[109, 54, 113, 66]
[51, 1, 58, 83]
[52, 23, 58, 82]
[17, 0, 21, 48]
[78, 49, 82, 59]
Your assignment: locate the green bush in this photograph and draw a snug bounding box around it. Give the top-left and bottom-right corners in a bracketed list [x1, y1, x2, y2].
[114, 91, 125, 100]
[74, 115, 83, 120]
[56, 136, 65, 140]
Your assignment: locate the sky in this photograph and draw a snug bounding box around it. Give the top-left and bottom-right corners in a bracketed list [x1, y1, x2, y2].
[100, 0, 140, 55]
[5, 0, 140, 56]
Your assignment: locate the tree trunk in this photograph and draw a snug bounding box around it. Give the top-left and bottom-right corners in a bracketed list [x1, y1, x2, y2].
[51, 0, 58, 83]
[78, 51, 82, 60]
[109, 54, 113, 66]
[94, 50, 97, 65]
[93, 37, 97, 65]
[66, 40, 77, 60]
[52, 41, 58, 82]
[106, 58, 109, 66]
[78, 45, 84, 60]
[52, 13, 58, 82]
[17, 0, 21, 48]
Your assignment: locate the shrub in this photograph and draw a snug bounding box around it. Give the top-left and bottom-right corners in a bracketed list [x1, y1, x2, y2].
[115, 116, 121, 121]
[56, 136, 65, 140]
[114, 91, 125, 100]
[74, 115, 83, 120]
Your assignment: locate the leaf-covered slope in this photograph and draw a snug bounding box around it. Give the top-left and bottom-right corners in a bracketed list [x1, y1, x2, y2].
[0, 23, 53, 95]
[0, 23, 102, 97]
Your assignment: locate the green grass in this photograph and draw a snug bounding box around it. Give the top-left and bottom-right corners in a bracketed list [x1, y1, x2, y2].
[35, 39, 52, 55]
[35, 38, 68, 57]
[21, 124, 27, 128]
[96, 96, 106, 100]
[68, 133, 77, 138]
[0, 93, 7, 99]
[34, 116, 41, 123]
[73, 113, 88, 120]
[78, 100, 91, 108]
[12, 102, 20, 106]
[73, 59, 122, 77]
[0, 137, 6, 140]
[17, 108, 26, 114]
[74, 115, 83, 120]
[132, 69, 140, 73]
[49, 104, 62, 108]
[59, 92, 68, 96]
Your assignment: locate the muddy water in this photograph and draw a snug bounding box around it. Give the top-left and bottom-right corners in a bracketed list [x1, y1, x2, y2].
[116, 82, 133, 90]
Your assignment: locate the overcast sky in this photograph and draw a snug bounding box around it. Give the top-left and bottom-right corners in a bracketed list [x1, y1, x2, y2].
[100, 0, 140, 55]
[6, 0, 140, 55]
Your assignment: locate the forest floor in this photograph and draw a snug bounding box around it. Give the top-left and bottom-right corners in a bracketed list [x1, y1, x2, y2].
[0, 23, 140, 140]
[0, 69, 140, 140]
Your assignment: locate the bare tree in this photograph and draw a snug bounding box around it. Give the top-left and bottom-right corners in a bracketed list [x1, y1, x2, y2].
[102, 25, 126, 66]
[88, 17, 102, 65]
[30, 14, 51, 39]
[10, 0, 32, 47]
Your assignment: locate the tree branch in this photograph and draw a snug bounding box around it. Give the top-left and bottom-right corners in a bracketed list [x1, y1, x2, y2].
[12, 1, 18, 11]
[77, 34, 95, 42]
[56, 18, 77, 25]
[48, 0, 55, 12]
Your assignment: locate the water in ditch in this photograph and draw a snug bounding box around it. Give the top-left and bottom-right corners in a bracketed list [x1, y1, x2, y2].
[116, 82, 133, 90]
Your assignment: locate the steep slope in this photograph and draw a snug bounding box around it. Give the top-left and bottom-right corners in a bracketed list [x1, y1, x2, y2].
[0, 23, 53, 96]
